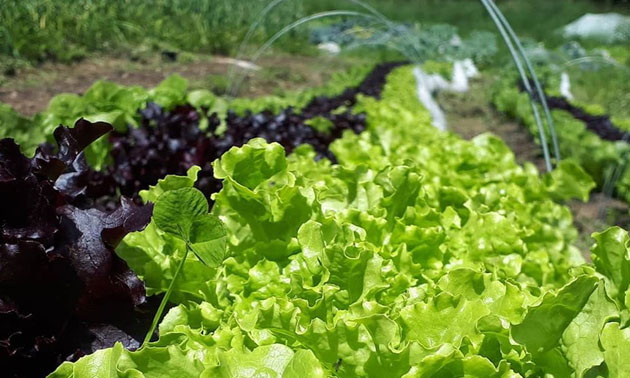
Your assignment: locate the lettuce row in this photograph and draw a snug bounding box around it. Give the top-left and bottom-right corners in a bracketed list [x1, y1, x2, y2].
[0, 75, 199, 158]
[0, 64, 375, 161]
[52, 67, 630, 377]
[228, 64, 376, 116]
[492, 74, 630, 202]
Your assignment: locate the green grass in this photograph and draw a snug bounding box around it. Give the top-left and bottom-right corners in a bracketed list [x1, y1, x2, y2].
[3, 0, 628, 65]
[570, 64, 630, 120]
[0, 0, 306, 63]
[2, 0, 628, 67]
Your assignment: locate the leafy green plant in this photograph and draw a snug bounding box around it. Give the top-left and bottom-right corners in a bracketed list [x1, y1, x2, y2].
[0, 75, 192, 157]
[492, 69, 630, 201]
[0, 102, 38, 153]
[49, 65, 608, 378]
[153, 188, 227, 268]
[570, 65, 630, 120]
[0, 0, 307, 63]
[0, 61, 376, 163]
[304, 116, 333, 134]
[139, 179, 227, 346]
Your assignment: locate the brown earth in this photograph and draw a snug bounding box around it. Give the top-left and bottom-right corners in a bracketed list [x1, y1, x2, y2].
[0, 53, 354, 116]
[437, 79, 547, 172]
[569, 195, 630, 258]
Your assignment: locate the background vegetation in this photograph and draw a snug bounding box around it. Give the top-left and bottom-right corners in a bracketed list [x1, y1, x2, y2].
[1, 0, 628, 67]
[0, 0, 305, 63]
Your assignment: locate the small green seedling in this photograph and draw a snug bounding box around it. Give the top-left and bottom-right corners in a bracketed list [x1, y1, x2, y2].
[142, 187, 227, 346]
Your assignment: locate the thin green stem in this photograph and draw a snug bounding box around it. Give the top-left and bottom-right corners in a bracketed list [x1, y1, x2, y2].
[142, 246, 190, 347]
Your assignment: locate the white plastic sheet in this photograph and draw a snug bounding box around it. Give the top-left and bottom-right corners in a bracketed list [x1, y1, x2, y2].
[413, 59, 479, 131]
[560, 72, 574, 100]
[317, 42, 341, 55]
[413, 66, 448, 131]
[563, 13, 630, 43]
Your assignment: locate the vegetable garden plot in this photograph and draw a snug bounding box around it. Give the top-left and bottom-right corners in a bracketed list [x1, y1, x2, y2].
[47, 62, 403, 211]
[50, 66, 630, 377]
[544, 95, 627, 142]
[3, 63, 630, 377]
[3, 0, 630, 374]
[0, 62, 397, 377]
[493, 73, 630, 201]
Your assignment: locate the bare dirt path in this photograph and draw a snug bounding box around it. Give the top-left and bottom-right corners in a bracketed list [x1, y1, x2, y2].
[0, 53, 353, 116]
[437, 79, 547, 172]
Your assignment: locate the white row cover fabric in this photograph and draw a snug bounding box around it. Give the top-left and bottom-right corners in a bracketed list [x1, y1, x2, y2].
[560, 72, 574, 100]
[413, 59, 479, 131]
[317, 42, 341, 54]
[563, 13, 630, 43]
